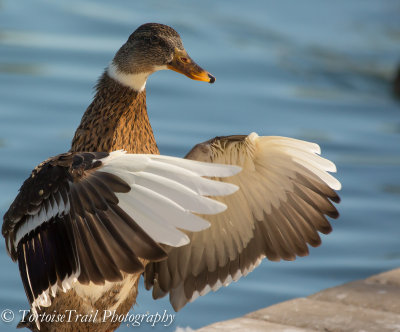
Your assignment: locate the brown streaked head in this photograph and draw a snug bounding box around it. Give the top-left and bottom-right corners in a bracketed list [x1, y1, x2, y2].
[111, 23, 215, 85]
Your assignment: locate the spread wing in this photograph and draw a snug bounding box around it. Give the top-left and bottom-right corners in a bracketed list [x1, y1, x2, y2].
[144, 133, 341, 311]
[2, 151, 239, 314]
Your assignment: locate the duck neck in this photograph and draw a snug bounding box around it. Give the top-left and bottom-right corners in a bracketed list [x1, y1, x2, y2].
[70, 72, 159, 154]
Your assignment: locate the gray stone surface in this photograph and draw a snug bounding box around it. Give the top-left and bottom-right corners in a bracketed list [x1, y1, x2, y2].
[197, 269, 400, 332]
[309, 279, 400, 314]
[366, 268, 400, 287]
[196, 317, 317, 332]
[248, 298, 400, 332]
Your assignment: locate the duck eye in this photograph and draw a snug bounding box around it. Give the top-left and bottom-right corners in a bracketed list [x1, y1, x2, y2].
[180, 57, 189, 63]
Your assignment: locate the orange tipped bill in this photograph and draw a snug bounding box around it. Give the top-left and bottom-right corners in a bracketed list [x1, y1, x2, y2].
[167, 49, 215, 83]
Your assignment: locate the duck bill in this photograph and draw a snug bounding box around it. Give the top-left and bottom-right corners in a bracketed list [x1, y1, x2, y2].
[167, 51, 215, 84]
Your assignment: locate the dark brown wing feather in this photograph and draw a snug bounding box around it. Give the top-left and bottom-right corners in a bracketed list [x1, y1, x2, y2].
[2, 152, 166, 307]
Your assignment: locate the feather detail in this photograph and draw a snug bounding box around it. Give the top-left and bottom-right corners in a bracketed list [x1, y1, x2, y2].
[145, 132, 341, 311]
[2, 151, 240, 316]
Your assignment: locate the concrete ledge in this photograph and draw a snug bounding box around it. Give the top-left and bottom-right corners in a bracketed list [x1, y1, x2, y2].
[197, 268, 400, 332]
[248, 298, 400, 332]
[366, 269, 400, 287]
[196, 317, 317, 332]
[310, 280, 400, 314]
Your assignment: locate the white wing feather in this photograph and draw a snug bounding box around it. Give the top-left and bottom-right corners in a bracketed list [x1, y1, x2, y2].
[100, 152, 240, 247]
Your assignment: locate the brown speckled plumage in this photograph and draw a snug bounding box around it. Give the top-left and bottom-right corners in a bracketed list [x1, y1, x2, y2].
[43, 70, 160, 332]
[17, 68, 160, 332]
[71, 72, 159, 154]
[18, 71, 160, 330]
[18, 273, 141, 332]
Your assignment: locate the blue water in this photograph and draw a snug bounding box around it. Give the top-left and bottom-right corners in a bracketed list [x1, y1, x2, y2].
[1, 1, 400, 331]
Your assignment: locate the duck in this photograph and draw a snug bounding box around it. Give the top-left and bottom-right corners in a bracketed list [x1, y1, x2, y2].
[2, 23, 341, 332]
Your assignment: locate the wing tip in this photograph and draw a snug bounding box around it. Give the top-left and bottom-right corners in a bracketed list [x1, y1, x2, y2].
[330, 179, 342, 191]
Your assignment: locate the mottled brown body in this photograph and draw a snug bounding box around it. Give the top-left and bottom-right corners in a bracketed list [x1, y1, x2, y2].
[68, 73, 157, 331]
[18, 73, 158, 332]
[19, 273, 141, 332]
[71, 73, 159, 155]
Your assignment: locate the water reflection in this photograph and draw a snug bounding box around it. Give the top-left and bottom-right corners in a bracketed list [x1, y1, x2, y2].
[0, 1, 400, 332]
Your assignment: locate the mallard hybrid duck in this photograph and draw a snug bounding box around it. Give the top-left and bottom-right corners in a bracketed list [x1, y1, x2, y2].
[2, 23, 341, 332]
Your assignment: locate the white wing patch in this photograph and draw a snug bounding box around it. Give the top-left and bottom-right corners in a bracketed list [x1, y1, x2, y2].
[255, 135, 341, 190]
[100, 152, 240, 247]
[14, 196, 70, 249]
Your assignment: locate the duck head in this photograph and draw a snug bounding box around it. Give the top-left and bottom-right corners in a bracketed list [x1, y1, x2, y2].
[108, 23, 215, 91]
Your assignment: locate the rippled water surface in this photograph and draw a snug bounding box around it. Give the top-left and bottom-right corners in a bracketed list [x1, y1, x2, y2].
[1, 1, 400, 331]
